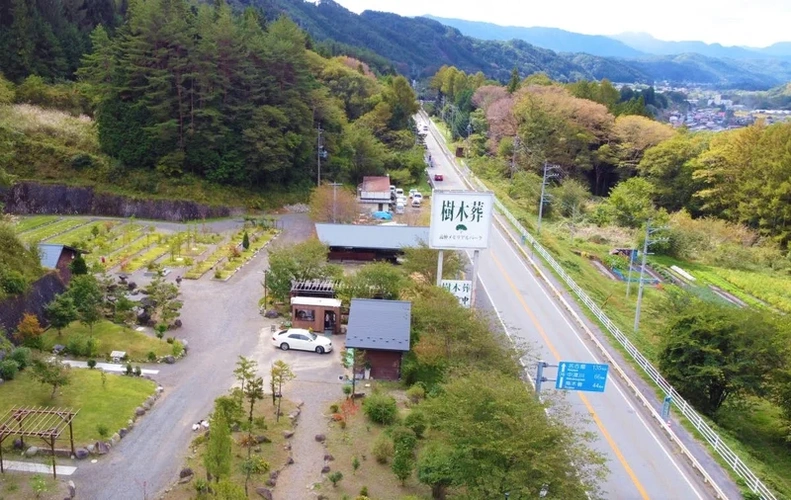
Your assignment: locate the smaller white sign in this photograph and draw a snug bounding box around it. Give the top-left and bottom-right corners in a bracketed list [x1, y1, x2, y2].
[440, 280, 472, 308]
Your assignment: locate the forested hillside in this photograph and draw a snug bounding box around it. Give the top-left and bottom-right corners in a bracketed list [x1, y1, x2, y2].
[0, 0, 425, 197]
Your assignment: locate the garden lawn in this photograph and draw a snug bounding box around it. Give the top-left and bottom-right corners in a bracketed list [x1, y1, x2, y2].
[13, 215, 59, 233]
[0, 369, 155, 446]
[45, 220, 107, 245]
[42, 320, 174, 362]
[184, 242, 230, 279]
[18, 218, 88, 244]
[216, 229, 277, 278]
[123, 242, 173, 273]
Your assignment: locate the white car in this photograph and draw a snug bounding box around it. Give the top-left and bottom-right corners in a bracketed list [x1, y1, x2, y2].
[412, 192, 423, 202]
[411, 198, 421, 208]
[408, 189, 418, 198]
[395, 188, 404, 197]
[272, 328, 333, 354]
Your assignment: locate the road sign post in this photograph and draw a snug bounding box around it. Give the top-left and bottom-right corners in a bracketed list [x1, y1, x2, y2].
[555, 361, 609, 393]
[661, 395, 672, 422]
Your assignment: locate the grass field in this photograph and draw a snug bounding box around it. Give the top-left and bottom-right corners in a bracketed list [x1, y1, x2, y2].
[46, 220, 107, 246]
[0, 369, 155, 446]
[184, 239, 233, 279]
[215, 229, 277, 279]
[12, 215, 59, 233]
[18, 218, 89, 244]
[122, 242, 173, 273]
[42, 320, 174, 362]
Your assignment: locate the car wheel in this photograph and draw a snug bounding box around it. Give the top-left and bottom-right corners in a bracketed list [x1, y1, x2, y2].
[315, 346, 325, 354]
[280, 343, 290, 351]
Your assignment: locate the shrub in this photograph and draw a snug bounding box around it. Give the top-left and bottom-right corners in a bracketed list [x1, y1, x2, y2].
[371, 434, 394, 464]
[147, 351, 157, 362]
[342, 385, 353, 396]
[405, 384, 425, 404]
[330, 403, 340, 413]
[134, 366, 142, 377]
[403, 410, 427, 439]
[0, 269, 27, 295]
[363, 392, 398, 425]
[390, 426, 417, 453]
[66, 335, 97, 357]
[359, 486, 369, 496]
[96, 423, 109, 439]
[87, 359, 97, 369]
[172, 341, 184, 357]
[8, 347, 32, 370]
[328, 471, 343, 487]
[0, 359, 20, 380]
[125, 363, 133, 376]
[166, 337, 175, 344]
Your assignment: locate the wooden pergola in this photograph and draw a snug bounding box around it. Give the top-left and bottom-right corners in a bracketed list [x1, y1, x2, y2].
[0, 406, 79, 479]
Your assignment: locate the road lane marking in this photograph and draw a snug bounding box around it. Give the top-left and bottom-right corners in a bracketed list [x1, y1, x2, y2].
[491, 228, 707, 499]
[490, 250, 652, 500]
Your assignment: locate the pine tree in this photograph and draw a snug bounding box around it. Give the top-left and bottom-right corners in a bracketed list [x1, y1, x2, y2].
[204, 409, 232, 482]
[507, 66, 520, 94]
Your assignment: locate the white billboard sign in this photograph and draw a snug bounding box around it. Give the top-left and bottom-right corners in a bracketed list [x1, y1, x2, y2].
[429, 190, 494, 249]
[440, 280, 472, 308]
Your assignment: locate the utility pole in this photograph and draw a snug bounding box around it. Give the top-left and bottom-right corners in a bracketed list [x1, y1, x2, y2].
[316, 123, 323, 187]
[634, 220, 667, 332]
[537, 163, 559, 235]
[328, 182, 342, 223]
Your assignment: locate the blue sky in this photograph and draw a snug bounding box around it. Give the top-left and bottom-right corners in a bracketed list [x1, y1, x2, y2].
[332, 0, 791, 48]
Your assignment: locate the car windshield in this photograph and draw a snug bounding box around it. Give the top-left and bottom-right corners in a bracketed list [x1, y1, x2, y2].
[308, 332, 318, 341]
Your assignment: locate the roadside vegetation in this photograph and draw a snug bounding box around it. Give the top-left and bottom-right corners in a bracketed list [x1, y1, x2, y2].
[260, 240, 607, 498]
[428, 66, 791, 497]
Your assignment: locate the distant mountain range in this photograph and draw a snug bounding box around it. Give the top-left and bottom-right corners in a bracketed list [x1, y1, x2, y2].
[238, 0, 791, 90]
[427, 15, 791, 61]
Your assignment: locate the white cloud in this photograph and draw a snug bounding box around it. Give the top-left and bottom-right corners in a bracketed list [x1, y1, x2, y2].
[333, 0, 791, 47]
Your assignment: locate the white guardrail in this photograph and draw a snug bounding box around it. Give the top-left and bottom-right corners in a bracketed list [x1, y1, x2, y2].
[424, 114, 777, 500]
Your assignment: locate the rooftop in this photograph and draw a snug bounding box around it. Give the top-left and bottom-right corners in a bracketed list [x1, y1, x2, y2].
[315, 223, 429, 250]
[346, 298, 411, 351]
[290, 297, 342, 308]
[361, 176, 391, 192]
[37, 244, 87, 270]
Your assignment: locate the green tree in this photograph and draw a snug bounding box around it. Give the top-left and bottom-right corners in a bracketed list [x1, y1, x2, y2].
[417, 444, 456, 500]
[420, 370, 606, 498]
[67, 275, 103, 335]
[382, 75, 418, 131]
[69, 254, 88, 275]
[242, 231, 250, 250]
[605, 177, 656, 227]
[204, 409, 232, 483]
[392, 446, 414, 486]
[338, 262, 405, 302]
[658, 299, 784, 415]
[145, 271, 183, 328]
[31, 359, 71, 399]
[270, 360, 295, 420]
[266, 239, 334, 303]
[243, 376, 265, 496]
[401, 244, 462, 285]
[506, 67, 520, 94]
[234, 356, 257, 406]
[45, 293, 78, 336]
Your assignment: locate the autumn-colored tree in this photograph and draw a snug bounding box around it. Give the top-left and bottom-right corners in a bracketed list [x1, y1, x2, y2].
[613, 115, 675, 174]
[15, 313, 44, 350]
[309, 184, 359, 224]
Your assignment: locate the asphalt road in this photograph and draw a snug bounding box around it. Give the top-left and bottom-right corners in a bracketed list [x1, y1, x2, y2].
[71, 214, 314, 500]
[419, 115, 737, 499]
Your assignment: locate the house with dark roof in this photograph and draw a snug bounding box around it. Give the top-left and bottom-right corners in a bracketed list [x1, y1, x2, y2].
[37, 244, 88, 285]
[315, 223, 429, 262]
[345, 298, 412, 380]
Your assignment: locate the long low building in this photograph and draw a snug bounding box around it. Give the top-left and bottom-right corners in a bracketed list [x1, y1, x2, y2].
[315, 223, 429, 262]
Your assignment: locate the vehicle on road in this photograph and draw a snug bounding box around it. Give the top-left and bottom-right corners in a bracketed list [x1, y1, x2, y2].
[272, 328, 333, 354]
[434, 174, 444, 181]
[422, 124, 429, 133]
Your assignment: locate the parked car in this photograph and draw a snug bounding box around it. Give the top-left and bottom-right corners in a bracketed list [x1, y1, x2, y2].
[372, 210, 393, 220]
[272, 328, 333, 354]
[411, 198, 422, 208]
[413, 192, 423, 201]
[395, 201, 405, 214]
[408, 189, 418, 198]
[434, 174, 444, 181]
[395, 188, 404, 197]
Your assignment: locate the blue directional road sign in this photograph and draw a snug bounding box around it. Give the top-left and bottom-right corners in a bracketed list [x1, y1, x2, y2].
[555, 361, 609, 393]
